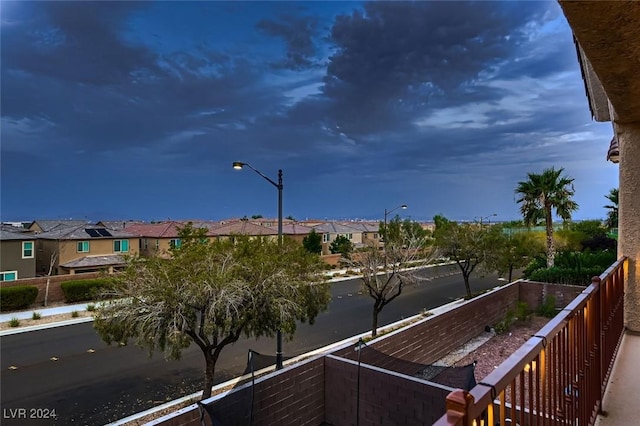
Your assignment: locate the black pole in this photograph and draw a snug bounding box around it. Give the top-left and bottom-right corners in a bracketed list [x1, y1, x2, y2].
[383, 208, 388, 270]
[356, 338, 363, 426]
[276, 169, 283, 370]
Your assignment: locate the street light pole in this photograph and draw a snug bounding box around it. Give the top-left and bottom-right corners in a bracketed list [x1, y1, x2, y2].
[478, 213, 497, 226]
[383, 204, 407, 270]
[233, 161, 284, 370]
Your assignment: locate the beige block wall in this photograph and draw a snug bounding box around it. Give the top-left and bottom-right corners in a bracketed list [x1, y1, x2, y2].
[617, 122, 640, 332]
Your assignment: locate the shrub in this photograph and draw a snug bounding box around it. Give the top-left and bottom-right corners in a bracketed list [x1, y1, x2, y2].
[60, 278, 113, 303]
[9, 318, 20, 327]
[528, 266, 605, 286]
[515, 301, 531, 322]
[494, 310, 516, 334]
[86, 304, 96, 312]
[71, 310, 79, 318]
[0, 286, 38, 312]
[32, 312, 42, 320]
[537, 295, 557, 318]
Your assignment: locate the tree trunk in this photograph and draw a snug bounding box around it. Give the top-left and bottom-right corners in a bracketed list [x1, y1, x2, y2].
[463, 273, 472, 298]
[545, 205, 555, 267]
[371, 303, 381, 337]
[508, 265, 514, 283]
[202, 351, 216, 400]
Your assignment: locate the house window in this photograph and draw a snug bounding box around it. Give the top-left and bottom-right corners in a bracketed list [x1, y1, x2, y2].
[113, 240, 129, 253]
[22, 241, 34, 259]
[373, 233, 378, 239]
[155, 239, 160, 249]
[170, 239, 181, 249]
[143, 239, 148, 250]
[347, 233, 353, 240]
[0, 271, 17, 281]
[77, 241, 90, 253]
[323, 233, 330, 243]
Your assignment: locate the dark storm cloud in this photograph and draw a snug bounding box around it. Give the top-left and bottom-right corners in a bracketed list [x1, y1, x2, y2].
[321, 1, 551, 136]
[1, 2, 155, 86]
[256, 15, 320, 70]
[1, 1, 289, 158]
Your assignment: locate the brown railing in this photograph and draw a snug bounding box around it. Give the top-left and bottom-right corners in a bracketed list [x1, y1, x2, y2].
[434, 257, 627, 426]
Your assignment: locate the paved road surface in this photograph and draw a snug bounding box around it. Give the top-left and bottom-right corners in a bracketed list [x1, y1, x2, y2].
[1, 265, 506, 425]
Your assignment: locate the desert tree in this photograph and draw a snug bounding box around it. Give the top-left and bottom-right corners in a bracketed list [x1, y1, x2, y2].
[302, 229, 323, 254]
[488, 230, 544, 283]
[93, 224, 330, 399]
[350, 217, 432, 337]
[434, 219, 498, 298]
[515, 167, 578, 267]
[330, 235, 354, 259]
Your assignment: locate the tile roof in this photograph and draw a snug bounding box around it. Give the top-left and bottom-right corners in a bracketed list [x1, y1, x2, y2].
[210, 220, 278, 236]
[29, 220, 91, 232]
[60, 254, 126, 268]
[36, 225, 137, 240]
[124, 222, 182, 238]
[309, 222, 362, 234]
[0, 225, 35, 241]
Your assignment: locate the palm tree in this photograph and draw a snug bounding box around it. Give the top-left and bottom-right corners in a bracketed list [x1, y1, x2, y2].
[515, 167, 578, 267]
[604, 188, 619, 230]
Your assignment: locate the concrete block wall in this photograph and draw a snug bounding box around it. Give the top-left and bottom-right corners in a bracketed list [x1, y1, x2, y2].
[518, 280, 585, 312]
[324, 355, 452, 426]
[332, 283, 520, 366]
[153, 356, 326, 426]
[0, 272, 102, 307]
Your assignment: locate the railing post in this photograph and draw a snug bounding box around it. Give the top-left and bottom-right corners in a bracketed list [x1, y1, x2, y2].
[444, 389, 474, 426]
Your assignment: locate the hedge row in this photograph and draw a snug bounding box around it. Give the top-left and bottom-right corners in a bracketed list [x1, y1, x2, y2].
[60, 278, 114, 303]
[1, 286, 38, 312]
[527, 266, 605, 286]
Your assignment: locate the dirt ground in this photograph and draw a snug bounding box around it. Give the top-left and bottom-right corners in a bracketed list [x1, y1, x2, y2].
[453, 315, 550, 380]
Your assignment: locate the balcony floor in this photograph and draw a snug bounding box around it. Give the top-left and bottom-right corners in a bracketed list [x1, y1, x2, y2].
[595, 331, 640, 426]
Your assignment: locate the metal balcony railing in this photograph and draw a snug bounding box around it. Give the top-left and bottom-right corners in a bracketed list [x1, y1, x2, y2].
[434, 257, 627, 426]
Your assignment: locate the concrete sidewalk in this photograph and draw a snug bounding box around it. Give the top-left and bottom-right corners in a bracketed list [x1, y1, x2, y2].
[0, 302, 91, 322]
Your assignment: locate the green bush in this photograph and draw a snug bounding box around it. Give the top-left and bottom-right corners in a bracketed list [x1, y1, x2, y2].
[528, 266, 605, 286]
[515, 301, 531, 322]
[495, 310, 516, 334]
[537, 295, 557, 318]
[0, 286, 38, 312]
[9, 318, 20, 327]
[60, 278, 113, 303]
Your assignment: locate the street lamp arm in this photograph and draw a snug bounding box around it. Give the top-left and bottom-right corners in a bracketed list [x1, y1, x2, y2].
[385, 204, 408, 219]
[233, 162, 281, 189]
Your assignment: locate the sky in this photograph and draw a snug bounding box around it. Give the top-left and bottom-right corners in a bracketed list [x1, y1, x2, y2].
[0, 1, 618, 223]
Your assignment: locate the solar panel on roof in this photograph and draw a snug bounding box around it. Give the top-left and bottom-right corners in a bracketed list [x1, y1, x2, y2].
[97, 229, 112, 237]
[86, 229, 101, 238]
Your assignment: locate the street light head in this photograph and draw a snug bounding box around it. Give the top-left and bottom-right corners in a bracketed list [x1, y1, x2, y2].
[232, 162, 245, 170]
[401, 205, 408, 209]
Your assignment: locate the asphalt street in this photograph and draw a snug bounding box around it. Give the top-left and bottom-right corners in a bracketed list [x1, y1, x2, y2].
[0, 264, 507, 425]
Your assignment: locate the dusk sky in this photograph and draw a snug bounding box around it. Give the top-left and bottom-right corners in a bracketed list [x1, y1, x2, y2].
[1, 1, 618, 223]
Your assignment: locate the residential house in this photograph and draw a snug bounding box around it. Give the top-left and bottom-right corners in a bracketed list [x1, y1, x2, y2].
[36, 225, 139, 275]
[341, 221, 382, 249]
[124, 221, 184, 258]
[0, 225, 36, 280]
[306, 221, 363, 255]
